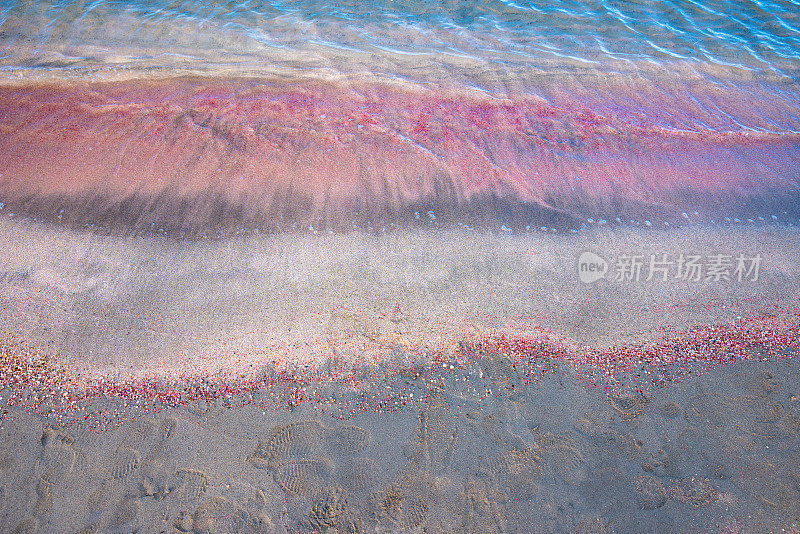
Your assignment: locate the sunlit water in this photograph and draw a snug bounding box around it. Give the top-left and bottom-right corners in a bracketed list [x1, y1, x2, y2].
[2, 0, 800, 81]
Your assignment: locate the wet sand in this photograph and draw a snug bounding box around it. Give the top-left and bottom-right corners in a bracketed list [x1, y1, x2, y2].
[1, 77, 799, 236]
[0, 221, 798, 377]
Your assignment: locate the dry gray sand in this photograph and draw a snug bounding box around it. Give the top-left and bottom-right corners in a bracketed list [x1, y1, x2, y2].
[1, 351, 799, 533]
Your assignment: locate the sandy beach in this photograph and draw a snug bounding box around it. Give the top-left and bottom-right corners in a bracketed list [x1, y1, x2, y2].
[0, 220, 799, 532]
[1, 325, 799, 533]
[1, 0, 799, 530]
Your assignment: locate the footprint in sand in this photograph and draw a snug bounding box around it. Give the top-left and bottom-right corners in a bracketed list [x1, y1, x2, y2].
[189, 496, 274, 534]
[274, 457, 333, 497]
[34, 428, 77, 516]
[38, 428, 76, 483]
[109, 447, 142, 481]
[249, 421, 326, 470]
[249, 419, 371, 470]
[325, 424, 371, 456]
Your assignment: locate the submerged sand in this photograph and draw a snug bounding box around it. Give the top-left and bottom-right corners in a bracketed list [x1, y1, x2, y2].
[2, 76, 798, 236]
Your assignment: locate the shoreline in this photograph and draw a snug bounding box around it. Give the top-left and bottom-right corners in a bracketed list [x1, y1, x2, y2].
[1, 75, 798, 237]
[2, 309, 797, 424]
[1, 312, 798, 532]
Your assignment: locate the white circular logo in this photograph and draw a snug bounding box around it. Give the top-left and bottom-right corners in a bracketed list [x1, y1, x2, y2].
[578, 251, 608, 283]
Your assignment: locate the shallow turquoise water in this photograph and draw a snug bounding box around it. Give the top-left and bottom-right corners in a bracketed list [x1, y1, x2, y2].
[2, 0, 799, 81]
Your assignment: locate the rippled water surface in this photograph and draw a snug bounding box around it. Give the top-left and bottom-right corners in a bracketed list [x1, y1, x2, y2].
[2, 0, 800, 81]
